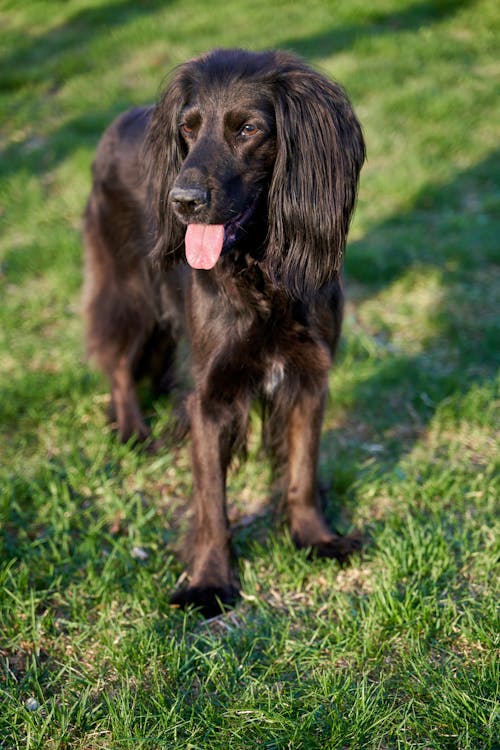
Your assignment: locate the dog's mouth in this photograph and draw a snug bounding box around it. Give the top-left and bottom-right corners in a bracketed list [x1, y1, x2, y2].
[184, 199, 258, 270]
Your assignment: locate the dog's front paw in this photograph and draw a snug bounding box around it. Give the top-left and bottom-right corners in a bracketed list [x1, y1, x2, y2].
[170, 584, 239, 618]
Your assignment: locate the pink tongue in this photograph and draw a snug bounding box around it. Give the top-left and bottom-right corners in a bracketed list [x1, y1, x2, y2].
[185, 224, 225, 270]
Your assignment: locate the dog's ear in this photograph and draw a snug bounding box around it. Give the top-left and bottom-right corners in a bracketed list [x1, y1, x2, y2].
[266, 64, 365, 298]
[143, 66, 190, 266]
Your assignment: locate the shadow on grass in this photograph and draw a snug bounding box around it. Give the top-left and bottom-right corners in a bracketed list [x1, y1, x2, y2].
[319, 149, 499, 522]
[0, 0, 174, 184]
[280, 0, 474, 60]
[348, 150, 500, 289]
[0, 0, 170, 92]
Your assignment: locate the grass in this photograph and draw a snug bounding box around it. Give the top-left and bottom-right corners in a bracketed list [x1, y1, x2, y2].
[1, 0, 499, 747]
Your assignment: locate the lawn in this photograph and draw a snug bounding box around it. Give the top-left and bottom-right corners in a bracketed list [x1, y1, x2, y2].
[0, 0, 499, 748]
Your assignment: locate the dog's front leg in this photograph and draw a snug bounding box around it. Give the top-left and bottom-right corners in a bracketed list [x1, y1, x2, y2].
[286, 386, 361, 562]
[170, 392, 239, 616]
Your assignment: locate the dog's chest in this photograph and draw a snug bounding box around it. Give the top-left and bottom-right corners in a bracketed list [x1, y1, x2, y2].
[251, 310, 320, 397]
[262, 357, 286, 397]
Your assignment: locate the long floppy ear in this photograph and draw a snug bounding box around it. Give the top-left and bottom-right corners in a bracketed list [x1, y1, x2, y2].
[142, 65, 191, 266]
[266, 61, 365, 298]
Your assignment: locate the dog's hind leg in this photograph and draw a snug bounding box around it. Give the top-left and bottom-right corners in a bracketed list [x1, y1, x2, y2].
[108, 352, 150, 443]
[84, 284, 153, 443]
[83, 198, 156, 443]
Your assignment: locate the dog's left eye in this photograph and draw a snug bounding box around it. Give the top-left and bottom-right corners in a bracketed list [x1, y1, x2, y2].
[240, 123, 258, 137]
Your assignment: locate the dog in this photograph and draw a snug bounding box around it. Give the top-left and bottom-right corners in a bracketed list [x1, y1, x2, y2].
[83, 48, 365, 616]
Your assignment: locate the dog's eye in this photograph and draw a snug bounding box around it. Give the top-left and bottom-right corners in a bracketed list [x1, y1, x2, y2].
[240, 123, 258, 137]
[180, 123, 194, 136]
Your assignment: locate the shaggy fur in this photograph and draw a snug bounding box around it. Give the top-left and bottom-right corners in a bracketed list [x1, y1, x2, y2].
[83, 48, 366, 616]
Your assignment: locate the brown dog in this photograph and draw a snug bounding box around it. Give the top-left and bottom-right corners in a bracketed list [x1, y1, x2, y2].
[83, 49, 365, 615]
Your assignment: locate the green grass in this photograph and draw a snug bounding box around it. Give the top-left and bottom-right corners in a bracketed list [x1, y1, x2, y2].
[1, 0, 499, 747]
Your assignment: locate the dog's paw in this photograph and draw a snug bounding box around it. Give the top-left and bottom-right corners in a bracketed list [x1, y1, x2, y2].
[313, 532, 363, 563]
[113, 423, 151, 446]
[294, 531, 363, 564]
[170, 584, 239, 618]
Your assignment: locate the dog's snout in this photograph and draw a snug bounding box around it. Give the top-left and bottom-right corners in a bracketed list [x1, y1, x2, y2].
[170, 186, 209, 214]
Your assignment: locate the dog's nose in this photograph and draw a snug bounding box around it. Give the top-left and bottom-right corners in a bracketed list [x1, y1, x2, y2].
[169, 186, 209, 213]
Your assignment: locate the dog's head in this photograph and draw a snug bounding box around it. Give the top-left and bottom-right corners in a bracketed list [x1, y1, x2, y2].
[145, 48, 365, 298]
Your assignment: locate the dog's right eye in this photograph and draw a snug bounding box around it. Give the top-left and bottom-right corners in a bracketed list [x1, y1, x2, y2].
[180, 123, 194, 136]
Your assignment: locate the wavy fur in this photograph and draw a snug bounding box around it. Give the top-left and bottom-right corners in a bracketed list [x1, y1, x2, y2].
[83, 48, 365, 616]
